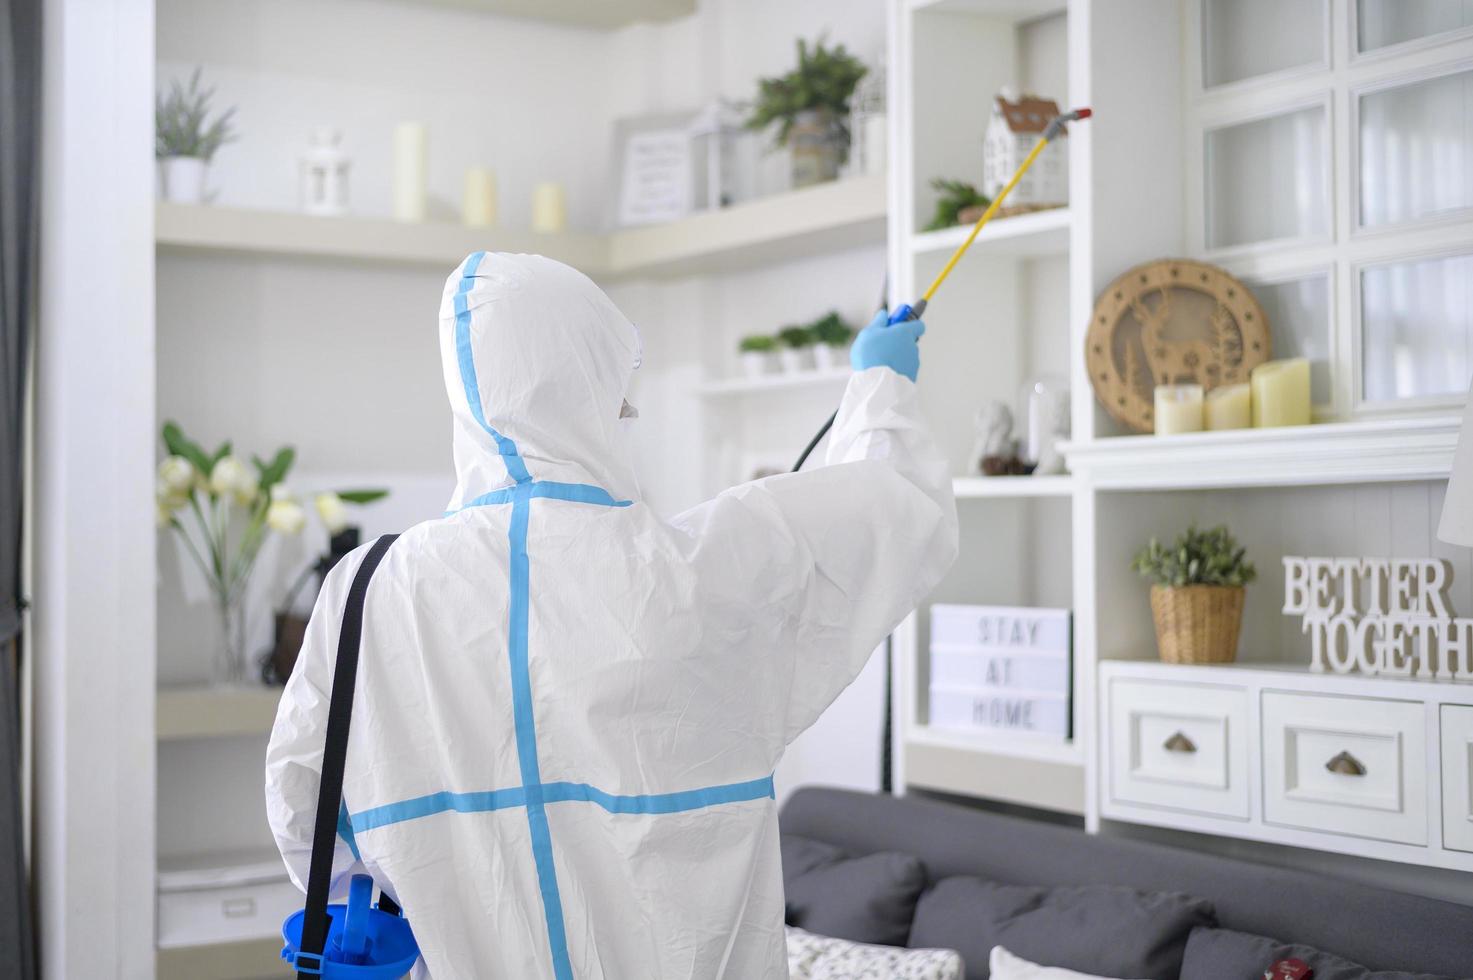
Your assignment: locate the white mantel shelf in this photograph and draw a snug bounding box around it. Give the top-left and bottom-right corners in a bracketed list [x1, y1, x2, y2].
[697, 368, 852, 397]
[1062, 416, 1462, 491]
[155, 175, 888, 282]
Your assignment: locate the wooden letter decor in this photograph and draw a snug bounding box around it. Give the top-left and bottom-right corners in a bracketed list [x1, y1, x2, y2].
[1282, 556, 1473, 680]
[1086, 259, 1272, 433]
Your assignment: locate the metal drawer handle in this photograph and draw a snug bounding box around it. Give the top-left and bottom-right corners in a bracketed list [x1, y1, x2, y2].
[1325, 751, 1367, 777]
[1162, 731, 1197, 754]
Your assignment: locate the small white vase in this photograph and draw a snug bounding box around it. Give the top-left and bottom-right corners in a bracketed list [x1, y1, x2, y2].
[812, 344, 848, 372]
[161, 156, 208, 204]
[779, 347, 813, 374]
[740, 351, 773, 379]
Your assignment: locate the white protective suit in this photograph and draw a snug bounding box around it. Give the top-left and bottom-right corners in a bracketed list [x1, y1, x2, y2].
[265, 251, 958, 979]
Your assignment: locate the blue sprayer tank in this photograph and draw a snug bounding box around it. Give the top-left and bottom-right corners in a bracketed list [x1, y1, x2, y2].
[281, 875, 420, 978]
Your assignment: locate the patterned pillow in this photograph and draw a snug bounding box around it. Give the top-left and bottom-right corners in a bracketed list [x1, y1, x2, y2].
[787, 926, 964, 980]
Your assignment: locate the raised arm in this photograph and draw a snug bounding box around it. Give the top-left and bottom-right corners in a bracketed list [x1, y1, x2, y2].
[673, 312, 958, 742]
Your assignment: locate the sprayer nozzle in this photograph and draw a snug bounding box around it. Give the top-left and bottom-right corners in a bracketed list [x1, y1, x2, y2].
[1074, 107, 1093, 119]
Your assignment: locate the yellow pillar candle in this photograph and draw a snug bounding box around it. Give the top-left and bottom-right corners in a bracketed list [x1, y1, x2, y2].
[392, 123, 428, 222]
[462, 168, 498, 227]
[1251, 358, 1312, 428]
[1205, 383, 1251, 430]
[1154, 384, 1204, 435]
[531, 181, 567, 233]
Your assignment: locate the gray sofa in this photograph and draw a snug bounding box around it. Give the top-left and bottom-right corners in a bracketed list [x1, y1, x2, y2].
[779, 787, 1473, 979]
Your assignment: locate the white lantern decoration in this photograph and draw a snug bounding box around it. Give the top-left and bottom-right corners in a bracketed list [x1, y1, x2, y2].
[300, 127, 350, 217]
[847, 57, 887, 178]
[688, 100, 754, 212]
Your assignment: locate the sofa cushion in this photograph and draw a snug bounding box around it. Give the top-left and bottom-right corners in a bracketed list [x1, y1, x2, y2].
[908, 877, 1214, 980]
[787, 926, 964, 980]
[781, 834, 928, 947]
[1180, 926, 1467, 980]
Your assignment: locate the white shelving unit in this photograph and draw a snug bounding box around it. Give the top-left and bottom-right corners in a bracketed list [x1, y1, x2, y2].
[909, 206, 1070, 257]
[952, 475, 1072, 498]
[155, 174, 887, 282]
[400, 0, 694, 30]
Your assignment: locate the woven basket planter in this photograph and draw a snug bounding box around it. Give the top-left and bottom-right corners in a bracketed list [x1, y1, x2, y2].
[1149, 584, 1245, 664]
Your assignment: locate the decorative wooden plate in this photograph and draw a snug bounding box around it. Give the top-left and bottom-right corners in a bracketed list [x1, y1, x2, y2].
[1085, 259, 1271, 433]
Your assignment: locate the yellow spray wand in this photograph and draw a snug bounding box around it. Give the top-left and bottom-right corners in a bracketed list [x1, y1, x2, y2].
[792, 106, 1093, 471]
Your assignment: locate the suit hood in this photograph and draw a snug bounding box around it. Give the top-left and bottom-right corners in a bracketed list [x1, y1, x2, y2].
[439, 252, 641, 508]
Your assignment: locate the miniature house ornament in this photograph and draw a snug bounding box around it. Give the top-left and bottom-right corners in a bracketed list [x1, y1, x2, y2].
[1282, 556, 1473, 680]
[300, 127, 350, 217]
[983, 89, 1068, 210]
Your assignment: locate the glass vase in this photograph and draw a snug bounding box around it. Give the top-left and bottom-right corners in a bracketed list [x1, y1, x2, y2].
[214, 591, 249, 686]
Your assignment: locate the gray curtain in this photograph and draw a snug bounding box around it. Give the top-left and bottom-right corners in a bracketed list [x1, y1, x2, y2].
[0, 0, 39, 976]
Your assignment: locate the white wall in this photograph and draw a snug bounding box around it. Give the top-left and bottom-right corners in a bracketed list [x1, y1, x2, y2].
[156, 0, 893, 829]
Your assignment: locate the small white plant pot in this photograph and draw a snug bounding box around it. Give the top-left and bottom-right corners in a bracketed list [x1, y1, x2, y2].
[779, 347, 813, 374]
[739, 351, 773, 379]
[161, 156, 208, 204]
[812, 344, 848, 372]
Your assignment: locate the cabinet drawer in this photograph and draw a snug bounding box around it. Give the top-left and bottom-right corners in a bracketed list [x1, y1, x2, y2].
[1262, 692, 1427, 846]
[1107, 678, 1249, 819]
[1440, 704, 1473, 853]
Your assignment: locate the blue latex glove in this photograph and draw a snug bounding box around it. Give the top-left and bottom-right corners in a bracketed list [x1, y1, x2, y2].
[850, 309, 926, 381]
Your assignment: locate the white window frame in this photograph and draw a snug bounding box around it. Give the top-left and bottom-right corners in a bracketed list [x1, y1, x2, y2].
[1183, 0, 1473, 420]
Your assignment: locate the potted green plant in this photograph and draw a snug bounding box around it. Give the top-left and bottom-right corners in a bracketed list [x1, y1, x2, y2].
[777, 325, 816, 374]
[809, 311, 855, 371]
[156, 68, 237, 204]
[1132, 525, 1257, 664]
[747, 38, 868, 188]
[738, 334, 778, 379]
[925, 178, 992, 231]
[156, 421, 386, 685]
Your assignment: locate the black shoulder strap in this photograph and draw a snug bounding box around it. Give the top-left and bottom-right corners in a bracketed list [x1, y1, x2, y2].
[297, 533, 399, 979]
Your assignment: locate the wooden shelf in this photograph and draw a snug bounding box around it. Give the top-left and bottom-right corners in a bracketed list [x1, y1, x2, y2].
[903, 728, 1084, 815]
[953, 475, 1073, 498]
[155, 202, 607, 272]
[910, 207, 1070, 259]
[908, 723, 1082, 764]
[399, 0, 693, 30]
[698, 368, 852, 397]
[157, 685, 283, 741]
[1062, 416, 1462, 491]
[609, 175, 887, 279]
[156, 175, 888, 282]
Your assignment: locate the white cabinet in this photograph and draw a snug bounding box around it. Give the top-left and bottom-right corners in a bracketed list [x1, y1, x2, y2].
[1440, 704, 1473, 853]
[1106, 677, 1249, 819]
[1262, 691, 1428, 846]
[1098, 662, 1473, 873]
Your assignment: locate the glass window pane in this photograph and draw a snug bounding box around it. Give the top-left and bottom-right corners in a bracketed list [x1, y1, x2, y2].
[1248, 275, 1332, 405]
[1358, 0, 1473, 52]
[1206, 108, 1328, 249]
[1361, 253, 1473, 402]
[1204, 0, 1324, 88]
[1360, 70, 1473, 228]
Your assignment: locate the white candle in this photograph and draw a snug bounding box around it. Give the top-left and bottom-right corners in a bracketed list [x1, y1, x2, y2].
[531, 181, 567, 233]
[1252, 358, 1312, 428]
[1154, 384, 1204, 436]
[462, 168, 497, 227]
[392, 123, 427, 222]
[1205, 383, 1251, 430]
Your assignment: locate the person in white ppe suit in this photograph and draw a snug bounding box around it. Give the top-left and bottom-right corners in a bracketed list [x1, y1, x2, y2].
[266, 250, 957, 978]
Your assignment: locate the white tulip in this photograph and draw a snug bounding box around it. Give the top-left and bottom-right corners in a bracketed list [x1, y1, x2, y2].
[315, 492, 349, 534]
[155, 499, 176, 528]
[271, 483, 292, 502]
[266, 499, 307, 534]
[158, 456, 196, 495]
[209, 455, 254, 501]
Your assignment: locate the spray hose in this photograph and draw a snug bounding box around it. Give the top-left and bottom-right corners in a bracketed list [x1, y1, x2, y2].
[791, 107, 1091, 473]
